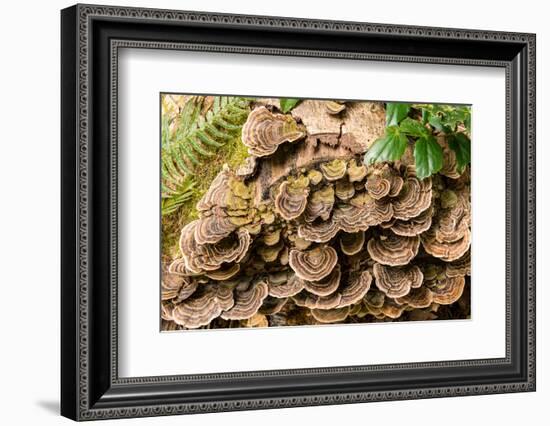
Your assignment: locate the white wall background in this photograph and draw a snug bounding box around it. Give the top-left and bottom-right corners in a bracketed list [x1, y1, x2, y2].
[0, 0, 546, 424]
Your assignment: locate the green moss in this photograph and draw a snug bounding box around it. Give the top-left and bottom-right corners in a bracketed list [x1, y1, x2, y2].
[161, 133, 251, 258]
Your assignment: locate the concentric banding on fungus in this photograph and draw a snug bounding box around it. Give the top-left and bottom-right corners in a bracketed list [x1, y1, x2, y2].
[433, 189, 470, 243]
[167, 257, 201, 277]
[241, 106, 306, 157]
[395, 286, 434, 308]
[274, 176, 310, 221]
[194, 214, 237, 245]
[307, 169, 324, 186]
[161, 272, 186, 300]
[367, 233, 420, 266]
[421, 228, 471, 262]
[332, 204, 371, 233]
[429, 275, 466, 305]
[171, 283, 234, 329]
[320, 159, 347, 181]
[196, 167, 231, 212]
[380, 298, 407, 319]
[311, 306, 350, 323]
[338, 270, 373, 307]
[373, 263, 423, 298]
[390, 206, 433, 237]
[297, 218, 341, 243]
[446, 251, 471, 277]
[267, 270, 305, 298]
[303, 265, 341, 297]
[347, 159, 368, 182]
[181, 224, 252, 272]
[221, 280, 269, 320]
[304, 185, 335, 223]
[204, 263, 241, 281]
[334, 180, 355, 201]
[392, 176, 432, 220]
[345, 193, 394, 226]
[295, 269, 372, 310]
[289, 246, 338, 281]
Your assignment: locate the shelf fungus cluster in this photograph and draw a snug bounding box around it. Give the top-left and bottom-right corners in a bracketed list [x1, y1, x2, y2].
[162, 99, 471, 330]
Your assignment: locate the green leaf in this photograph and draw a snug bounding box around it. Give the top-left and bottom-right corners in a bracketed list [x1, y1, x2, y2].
[427, 113, 445, 132]
[464, 114, 471, 133]
[386, 102, 411, 126]
[448, 132, 471, 172]
[414, 135, 443, 179]
[364, 126, 408, 165]
[279, 98, 301, 113]
[399, 117, 429, 138]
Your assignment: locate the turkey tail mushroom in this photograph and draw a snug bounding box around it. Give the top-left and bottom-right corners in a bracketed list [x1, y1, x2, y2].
[171, 283, 234, 329]
[242, 106, 306, 157]
[367, 233, 420, 266]
[303, 265, 341, 296]
[289, 246, 338, 281]
[428, 275, 466, 305]
[311, 306, 351, 323]
[372, 263, 423, 298]
[274, 175, 310, 221]
[221, 280, 269, 320]
[304, 185, 335, 222]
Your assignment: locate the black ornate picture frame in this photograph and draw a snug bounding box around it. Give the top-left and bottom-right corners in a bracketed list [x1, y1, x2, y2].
[61, 4, 536, 421]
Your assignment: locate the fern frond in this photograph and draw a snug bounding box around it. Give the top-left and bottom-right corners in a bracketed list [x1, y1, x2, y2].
[161, 177, 196, 215]
[161, 96, 251, 209]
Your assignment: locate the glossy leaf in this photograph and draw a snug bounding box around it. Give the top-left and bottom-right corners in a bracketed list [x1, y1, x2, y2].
[399, 117, 430, 138]
[386, 102, 411, 126]
[448, 132, 471, 172]
[279, 98, 302, 113]
[414, 135, 443, 179]
[364, 126, 408, 165]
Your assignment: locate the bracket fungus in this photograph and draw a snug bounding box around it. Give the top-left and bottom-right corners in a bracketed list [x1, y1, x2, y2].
[392, 175, 432, 221]
[162, 98, 470, 330]
[221, 280, 269, 320]
[373, 263, 423, 298]
[390, 206, 433, 237]
[395, 286, 434, 309]
[335, 180, 356, 201]
[242, 106, 306, 157]
[320, 159, 348, 181]
[347, 159, 368, 182]
[367, 233, 420, 266]
[303, 265, 342, 297]
[274, 175, 311, 221]
[289, 246, 338, 281]
[304, 185, 335, 222]
[311, 306, 351, 323]
[171, 283, 235, 329]
[365, 164, 404, 199]
[298, 218, 341, 243]
[194, 214, 237, 245]
[429, 275, 466, 305]
[267, 270, 305, 298]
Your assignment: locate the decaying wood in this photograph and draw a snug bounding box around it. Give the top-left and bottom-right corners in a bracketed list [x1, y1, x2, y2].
[251, 142, 352, 203]
[291, 100, 385, 152]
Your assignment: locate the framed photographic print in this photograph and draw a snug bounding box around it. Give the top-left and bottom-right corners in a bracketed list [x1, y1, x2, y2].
[61, 4, 536, 421]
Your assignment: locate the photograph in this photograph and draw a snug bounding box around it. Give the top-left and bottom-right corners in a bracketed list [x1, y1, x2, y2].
[160, 95, 472, 330]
